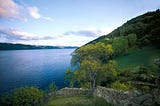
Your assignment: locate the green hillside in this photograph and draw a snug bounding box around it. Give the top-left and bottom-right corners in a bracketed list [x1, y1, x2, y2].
[116, 47, 160, 70]
[89, 9, 160, 47]
[67, 10, 160, 92]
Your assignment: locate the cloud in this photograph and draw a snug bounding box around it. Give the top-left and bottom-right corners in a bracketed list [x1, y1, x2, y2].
[0, 27, 96, 46]
[0, 0, 20, 19]
[28, 6, 54, 21]
[0, 27, 56, 41]
[64, 28, 113, 37]
[42, 16, 54, 21]
[28, 6, 41, 19]
[0, 0, 54, 21]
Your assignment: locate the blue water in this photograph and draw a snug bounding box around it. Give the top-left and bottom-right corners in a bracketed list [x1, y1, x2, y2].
[0, 49, 75, 95]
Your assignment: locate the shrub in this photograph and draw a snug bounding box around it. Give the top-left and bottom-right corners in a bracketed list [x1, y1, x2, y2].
[0, 86, 43, 106]
[45, 81, 58, 96]
[110, 81, 133, 90]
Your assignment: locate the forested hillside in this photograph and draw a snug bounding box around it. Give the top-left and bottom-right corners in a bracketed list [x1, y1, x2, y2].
[65, 10, 160, 92]
[89, 9, 160, 47]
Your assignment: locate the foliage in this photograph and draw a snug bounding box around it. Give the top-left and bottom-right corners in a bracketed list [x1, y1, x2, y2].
[0, 86, 43, 106]
[136, 86, 151, 93]
[89, 10, 160, 47]
[69, 42, 115, 88]
[126, 33, 137, 47]
[66, 60, 119, 88]
[68, 10, 160, 90]
[132, 66, 156, 83]
[112, 37, 128, 56]
[100, 60, 119, 86]
[45, 82, 58, 94]
[110, 81, 133, 90]
[72, 42, 113, 66]
[76, 59, 102, 88]
[64, 68, 76, 87]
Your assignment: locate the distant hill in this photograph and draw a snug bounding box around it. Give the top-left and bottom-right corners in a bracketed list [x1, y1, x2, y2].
[89, 9, 160, 47]
[0, 43, 78, 50]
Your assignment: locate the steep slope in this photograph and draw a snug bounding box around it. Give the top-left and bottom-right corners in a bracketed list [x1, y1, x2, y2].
[89, 9, 160, 47]
[74, 10, 160, 90]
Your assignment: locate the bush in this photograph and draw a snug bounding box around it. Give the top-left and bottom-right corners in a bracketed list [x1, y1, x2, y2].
[45, 81, 58, 95]
[136, 86, 151, 93]
[110, 81, 134, 90]
[0, 86, 43, 106]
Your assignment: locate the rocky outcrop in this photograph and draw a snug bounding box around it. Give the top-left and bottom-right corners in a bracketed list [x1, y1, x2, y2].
[49, 86, 160, 106]
[93, 86, 138, 106]
[129, 93, 153, 106]
[93, 86, 160, 106]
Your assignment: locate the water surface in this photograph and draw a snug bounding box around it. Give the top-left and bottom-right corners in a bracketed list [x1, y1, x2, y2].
[0, 49, 74, 95]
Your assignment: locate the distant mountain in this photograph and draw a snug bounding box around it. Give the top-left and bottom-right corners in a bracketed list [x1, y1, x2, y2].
[0, 43, 78, 50]
[88, 9, 160, 47]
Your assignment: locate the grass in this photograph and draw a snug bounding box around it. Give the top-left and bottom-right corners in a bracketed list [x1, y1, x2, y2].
[115, 47, 160, 71]
[40, 96, 113, 106]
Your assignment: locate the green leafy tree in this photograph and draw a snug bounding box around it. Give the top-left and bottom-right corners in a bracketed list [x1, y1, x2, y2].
[71, 60, 119, 88]
[65, 68, 76, 87]
[112, 37, 128, 56]
[100, 60, 119, 86]
[126, 33, 137, 47]
[78, 58, 102, 88]
[110, 81, 133, 90]
[71, 42, 113, 65]
[0, 86, 43, 106]
[67, 42, 119, 89]
[46, 82, 58, 93]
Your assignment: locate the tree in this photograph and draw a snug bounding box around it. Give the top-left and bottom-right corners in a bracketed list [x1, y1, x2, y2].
[71, 42, 113, 66]
[45, 82, 58, 94]
[67, 42, 117, 89]
[112, 37, 128, 56]
[78, 58, 101, 88]
[100, 60, 119, 86]
[126, 33, 137, 47]
[64, 68, 76, 87]
[0, 86, 43, 106]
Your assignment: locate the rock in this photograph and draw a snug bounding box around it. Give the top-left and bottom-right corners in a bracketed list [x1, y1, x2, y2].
[152, 88, 160, 105]
[132, 90, 142, 97]
[131, 94, 153, 106]
[142, 97, 153, 106]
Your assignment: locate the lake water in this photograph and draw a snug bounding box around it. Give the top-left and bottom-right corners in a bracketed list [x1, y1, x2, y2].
[0, 49, 75, 95]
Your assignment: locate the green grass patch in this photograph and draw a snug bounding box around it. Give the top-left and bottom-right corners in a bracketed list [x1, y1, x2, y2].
[40, 96, 112, 106]
[115, 47, 160, 71]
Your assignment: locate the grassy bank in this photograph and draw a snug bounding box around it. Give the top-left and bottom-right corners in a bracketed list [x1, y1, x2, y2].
[40, 96, 112, 106]
[115, 47, 160, 70]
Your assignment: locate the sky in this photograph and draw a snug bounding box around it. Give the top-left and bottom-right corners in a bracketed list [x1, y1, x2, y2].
[0, 0, 160, 46]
